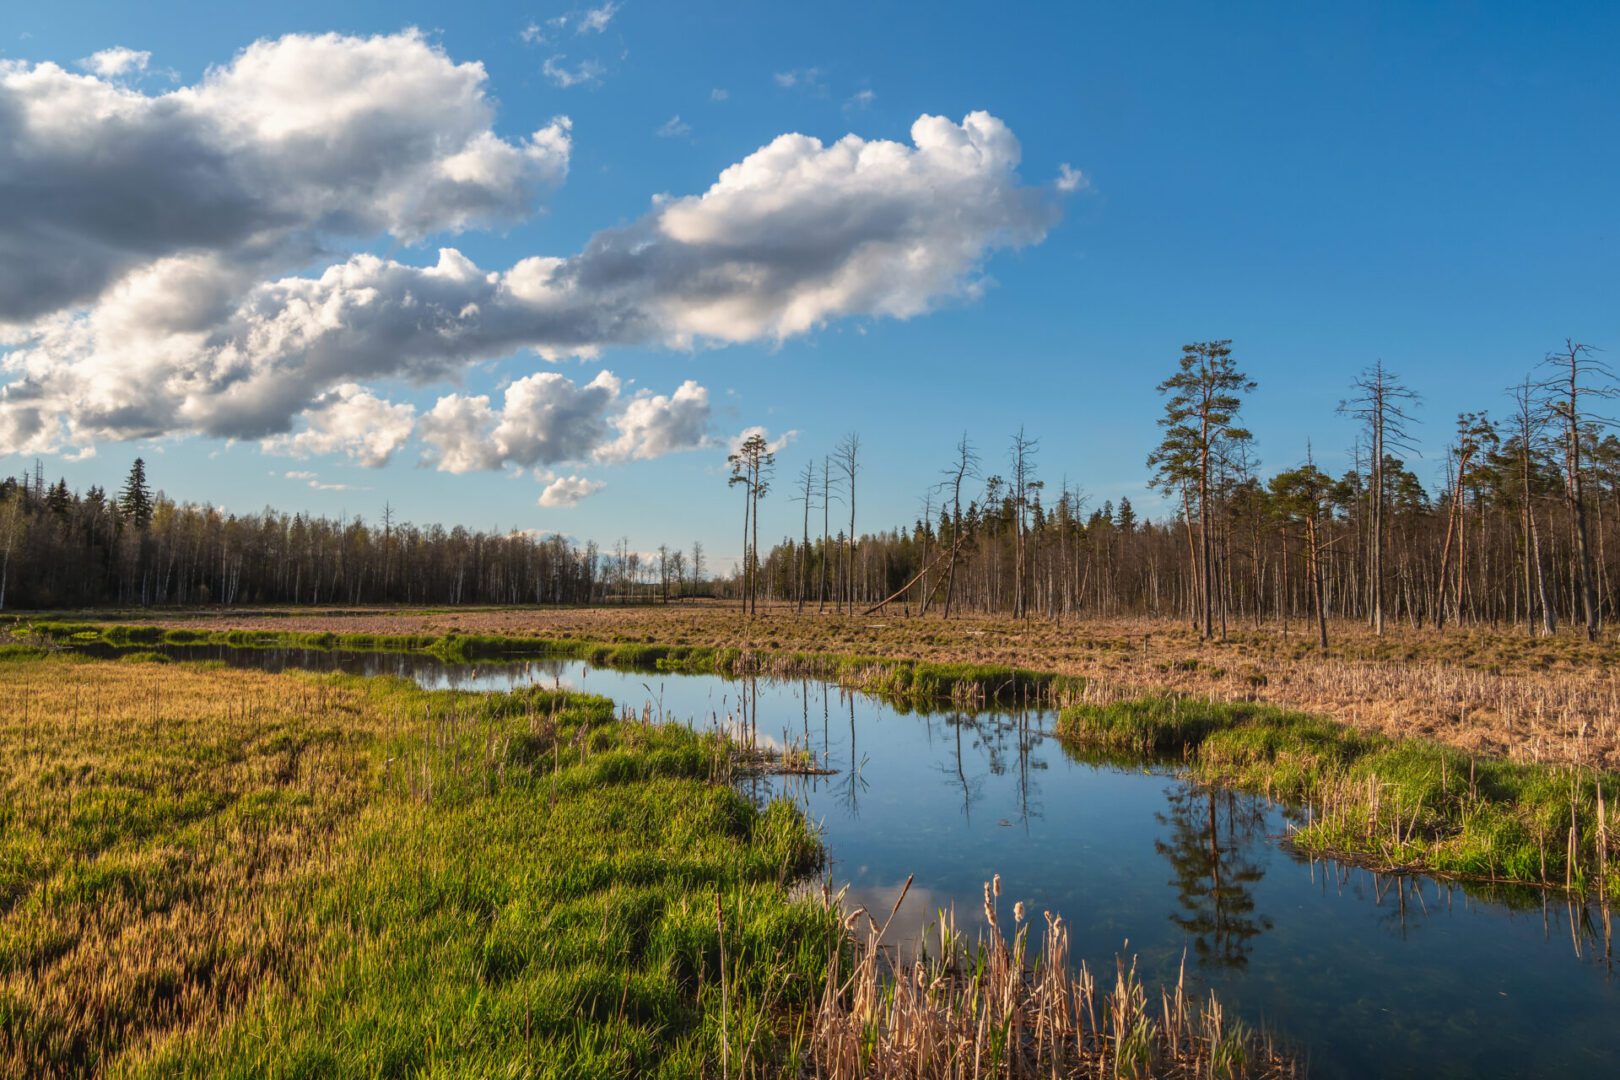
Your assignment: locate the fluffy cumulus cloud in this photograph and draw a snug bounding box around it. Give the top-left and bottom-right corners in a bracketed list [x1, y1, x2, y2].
[0, 27, 1064, 468]
[78, 46, 151, 78]
[420, 370, 621, 474]
[598, 381, 710, 462]
[537, 473, 606, 507]
[0, 29, 570, 325]
[727, 424, 796, 457]
[261, 383, 416, 467]
[419, 369, 711, 474]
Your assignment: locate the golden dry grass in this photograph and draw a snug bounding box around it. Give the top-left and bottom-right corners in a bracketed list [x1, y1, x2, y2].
[0, 654, 839, 1077]
[107, 601, 1620, 770]
[813, 875, 1294, 1079]
[0, 658, 382, 1074]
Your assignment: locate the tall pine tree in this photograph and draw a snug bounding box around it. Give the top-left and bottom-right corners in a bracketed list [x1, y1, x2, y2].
[119, 458, 153, 531]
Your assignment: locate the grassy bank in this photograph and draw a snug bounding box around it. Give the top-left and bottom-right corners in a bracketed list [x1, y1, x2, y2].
[9, 619, 1083, 710]
[1057, 695, 1620, 897]
[0, 652, 834, 1077]
[0, 646, 1296, 1078]
[51, 603, 1617, 771]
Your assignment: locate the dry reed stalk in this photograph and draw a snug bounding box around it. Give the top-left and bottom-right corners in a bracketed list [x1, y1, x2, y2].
[810, 876, 1296, 1079]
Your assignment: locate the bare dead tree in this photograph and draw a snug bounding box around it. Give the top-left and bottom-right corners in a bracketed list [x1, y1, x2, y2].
[939, 433, 979, 620]
[1537, 340, 1615, 640]
[795, 460, 817, 612]
[1510, 379, 1557, 636]
[1008, 428, 1042, 620]
[1340, 361, 1420, 636]
[836, 433, 860, 611]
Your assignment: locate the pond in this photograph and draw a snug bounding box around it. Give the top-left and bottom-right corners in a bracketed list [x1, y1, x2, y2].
[84, 643, 1620, 1077]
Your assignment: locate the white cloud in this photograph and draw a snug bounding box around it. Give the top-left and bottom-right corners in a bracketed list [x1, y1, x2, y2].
[0, 94, 1055, 458]
[78, 46, 150, 78]
[284, 469, 366, 492]
[1056, 163, 1088, 193]
[598, 380, 710, 462]
[773, 67, 827, 96]
[261, 383, 415, 467]
[710, 87, 728, 102]
[538, 473, 605, 507]
[577, 3, 621, 33]
[0, 30, 571, 325]
[845, 88, 876, 111]
[728, 425, 796, 457]
[657, 114, 690, 138]
[543, 54, 606, 88]
[420, 370, 620, 473]
[520, 21, 546, 44]
[419, 369, 710, 473]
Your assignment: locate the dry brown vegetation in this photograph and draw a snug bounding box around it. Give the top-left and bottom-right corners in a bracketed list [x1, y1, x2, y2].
[812, 875, 1294, 1079]
[108, 601, 1620, 770]
[0, 658, 379, 1073]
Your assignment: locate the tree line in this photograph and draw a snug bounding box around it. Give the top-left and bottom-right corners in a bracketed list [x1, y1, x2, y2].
[6, 336, 1616, 640]
[0, 458, 707, 609]
[735, 339, 1620, 645]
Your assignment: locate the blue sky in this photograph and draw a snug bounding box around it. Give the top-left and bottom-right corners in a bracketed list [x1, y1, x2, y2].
[3, 2, 1618, 567]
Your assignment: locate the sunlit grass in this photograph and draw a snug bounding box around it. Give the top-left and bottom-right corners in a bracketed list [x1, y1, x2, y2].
[1057, 696, 1620, 896]
[0, 655, 835, 1078]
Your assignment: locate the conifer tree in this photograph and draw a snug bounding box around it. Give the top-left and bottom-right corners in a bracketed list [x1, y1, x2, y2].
[1149, 341, 1255, 640]
[119, 458, 153, 531]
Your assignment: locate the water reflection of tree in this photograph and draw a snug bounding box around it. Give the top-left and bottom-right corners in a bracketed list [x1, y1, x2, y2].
[928, 708, 1046, 828]
[937, 711, 985, 822]
[1156, 784, 1273, 969]
[837, 689, 868, 815]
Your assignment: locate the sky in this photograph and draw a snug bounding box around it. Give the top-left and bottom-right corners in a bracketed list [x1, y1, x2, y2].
[2, 1, 1618, 568]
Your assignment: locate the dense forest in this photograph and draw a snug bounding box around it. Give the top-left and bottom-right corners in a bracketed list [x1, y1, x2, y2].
[0, 458, 704, 609]
[5, 339, 1619, 645]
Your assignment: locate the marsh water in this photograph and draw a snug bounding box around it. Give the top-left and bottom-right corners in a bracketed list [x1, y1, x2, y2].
[95, 644, 1620, 1077]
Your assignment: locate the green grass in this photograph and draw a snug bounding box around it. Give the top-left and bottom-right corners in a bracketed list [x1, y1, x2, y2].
[1057, 696, 1620, 895]
[0, 656, 836, 1078]
[11, 621, 1082, 709]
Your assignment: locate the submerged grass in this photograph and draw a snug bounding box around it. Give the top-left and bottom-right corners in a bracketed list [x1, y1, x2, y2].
[0, 654, 836, 1077]
[1057, 696, 1620, 897]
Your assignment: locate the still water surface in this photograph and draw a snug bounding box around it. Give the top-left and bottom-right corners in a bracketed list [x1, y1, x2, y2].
[101, 645, 1620, 1077]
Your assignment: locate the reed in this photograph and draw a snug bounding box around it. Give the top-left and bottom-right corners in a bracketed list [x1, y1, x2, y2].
[811, 875, 1295, 1079]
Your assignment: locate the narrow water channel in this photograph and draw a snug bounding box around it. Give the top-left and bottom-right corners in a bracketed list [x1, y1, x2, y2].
[83, 644, 1620, 1078]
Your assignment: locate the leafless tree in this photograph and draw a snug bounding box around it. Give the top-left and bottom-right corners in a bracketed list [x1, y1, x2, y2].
[939, 433, 979, 620]
[1340, 361, 1419, 636]
[1537, 340, 1614, 640]
[794, 460, 817, 612]
[836, 433, 861, 611]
